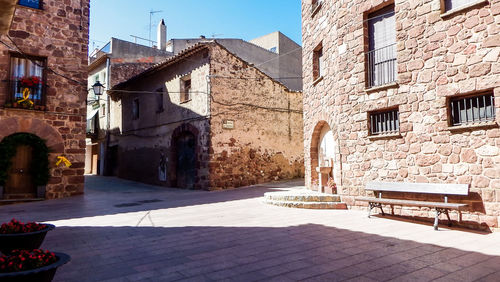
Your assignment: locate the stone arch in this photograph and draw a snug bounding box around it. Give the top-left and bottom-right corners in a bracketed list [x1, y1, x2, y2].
[0, 117, 64, 154]
[310, 121, 330, 188]
[169, 123, 200, 189]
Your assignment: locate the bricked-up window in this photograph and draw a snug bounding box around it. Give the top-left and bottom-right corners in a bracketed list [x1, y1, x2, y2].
[9, 53, 46, 107]
[369, 108, 400, 135]
[366, 4, 397, 88]
[443, 0, 476, 12]
[156, 88, 164, 113]
[180, 76, 191, 103]
[313, 43, 323, 81]
[132, 98, 139, 120]
[18, 0, 42, 9]
[450, 92, 495, 126]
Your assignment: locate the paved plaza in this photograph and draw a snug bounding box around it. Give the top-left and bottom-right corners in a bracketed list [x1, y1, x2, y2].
[1, 176, 499, 281]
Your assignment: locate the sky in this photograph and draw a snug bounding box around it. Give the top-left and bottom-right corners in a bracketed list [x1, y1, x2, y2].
[89, 0, 302, 51]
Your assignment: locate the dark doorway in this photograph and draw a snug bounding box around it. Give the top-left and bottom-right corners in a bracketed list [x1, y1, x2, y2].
[175, 132, 196, 189]
[5, 145, 36, 198]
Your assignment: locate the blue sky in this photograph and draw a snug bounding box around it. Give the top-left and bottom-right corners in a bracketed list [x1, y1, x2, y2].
[89, 0, 302, 51]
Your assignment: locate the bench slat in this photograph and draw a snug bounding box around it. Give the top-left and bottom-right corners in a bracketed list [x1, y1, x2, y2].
[356, 196, 468, 210]
[366, 182, 469, 195]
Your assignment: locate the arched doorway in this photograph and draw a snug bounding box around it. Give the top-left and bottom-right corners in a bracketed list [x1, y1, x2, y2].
[175, 132, 196, 189]
[310, 121, 337, 193]
[0, 133, 49, 199]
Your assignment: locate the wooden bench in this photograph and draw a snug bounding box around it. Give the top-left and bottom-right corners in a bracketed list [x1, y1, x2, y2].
[356, 182, 469, 230]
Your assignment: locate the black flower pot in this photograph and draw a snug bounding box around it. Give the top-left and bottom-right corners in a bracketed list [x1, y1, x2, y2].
[0, 224, 55, 255]
[0, 252, 70, 282]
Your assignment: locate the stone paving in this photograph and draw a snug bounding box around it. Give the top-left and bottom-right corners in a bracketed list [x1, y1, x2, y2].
[1, 176, 499, 281]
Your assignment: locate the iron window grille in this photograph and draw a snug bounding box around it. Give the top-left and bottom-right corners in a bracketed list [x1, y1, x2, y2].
[370, 109, 400, 135]
[365, 5, 397, 88]
[450, 93, 495, 126]
[18, 0, 42, 9]
[311, 0, 323, 13]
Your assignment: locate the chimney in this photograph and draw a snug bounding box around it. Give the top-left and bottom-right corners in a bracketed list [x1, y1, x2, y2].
[157, 19, 166, 50]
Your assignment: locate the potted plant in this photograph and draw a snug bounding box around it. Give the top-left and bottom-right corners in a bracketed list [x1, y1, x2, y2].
[0, 219, 55, 255]
[0, 249, 70, 282]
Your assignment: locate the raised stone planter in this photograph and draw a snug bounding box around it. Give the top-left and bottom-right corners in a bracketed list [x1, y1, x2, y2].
[263, 190, 347, 210]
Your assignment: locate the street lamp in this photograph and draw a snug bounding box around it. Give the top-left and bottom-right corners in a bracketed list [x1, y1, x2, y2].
[92, 81, 105, 96]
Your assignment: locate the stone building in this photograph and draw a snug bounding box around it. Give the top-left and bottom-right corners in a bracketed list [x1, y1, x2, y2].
[0, 0, 89, 199]
[86, 37, 172, 176]
[110, 35, 303, 189]
[302, 0, 499, 230]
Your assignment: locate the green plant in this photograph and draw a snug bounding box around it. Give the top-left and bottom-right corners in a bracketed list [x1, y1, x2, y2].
[0, 133, 50, 186]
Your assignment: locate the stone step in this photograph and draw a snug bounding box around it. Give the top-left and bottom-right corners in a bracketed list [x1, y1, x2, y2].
[263, 199, 348, 210]
[263, 192, 341, 203]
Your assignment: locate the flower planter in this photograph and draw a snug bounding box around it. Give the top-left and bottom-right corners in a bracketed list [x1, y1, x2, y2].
[0, 252, 70, 282]
[0, 224, 55, 255]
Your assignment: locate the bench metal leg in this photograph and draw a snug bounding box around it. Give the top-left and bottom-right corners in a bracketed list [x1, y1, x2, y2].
[368, 202, 384, 218]
[445, 209, 452, 227]
[434, 208, 449, 230]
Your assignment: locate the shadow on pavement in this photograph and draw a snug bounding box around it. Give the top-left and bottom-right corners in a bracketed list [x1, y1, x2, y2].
[43, 224, 500, 282]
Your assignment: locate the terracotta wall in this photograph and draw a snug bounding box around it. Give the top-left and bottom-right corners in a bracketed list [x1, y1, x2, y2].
[302, 0, 499, 230]
[209, 44, 304, 189]
[0, 1, 89, 198]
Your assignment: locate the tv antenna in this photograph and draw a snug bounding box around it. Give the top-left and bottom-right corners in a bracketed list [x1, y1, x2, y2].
[149, 10, 163, 47]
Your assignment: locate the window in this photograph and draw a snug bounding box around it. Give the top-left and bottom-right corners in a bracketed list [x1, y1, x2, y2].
[156, 88, 164, 113]
[18, 0, 42, 9]
[132, 98, 139, 120]
[366, 4, 397, 88]
[9, 53, 46, 108]
[443, 0, 477, 12]
[101, 104, 106, 116]
[312, 0, 323, 14]
[450, 92, 495, 126]
[180, 76, 191, 103]
[313, 43, 323, 81]
[269, 47, 277, 53]
[369, 108, 400, 136]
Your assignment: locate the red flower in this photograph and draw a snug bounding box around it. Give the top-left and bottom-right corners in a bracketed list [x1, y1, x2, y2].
[0, 218, 47, 234]
[0, 250, 57, 273]
[18, 76, 42, 87]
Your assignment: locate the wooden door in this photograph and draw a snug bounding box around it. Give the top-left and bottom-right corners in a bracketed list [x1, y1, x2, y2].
[4, 145, 36, 197]
[176, 133, 196, 189]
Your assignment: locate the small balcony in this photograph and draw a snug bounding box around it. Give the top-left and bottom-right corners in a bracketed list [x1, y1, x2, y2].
[366, 43, 397, 89]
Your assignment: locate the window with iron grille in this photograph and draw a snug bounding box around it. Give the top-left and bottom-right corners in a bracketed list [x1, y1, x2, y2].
[311, 0, 323, 13]
[313, 43, 323, 81]
[369, 108, 400, 135]
[18, 0, 42, 9]
[8, 53, 46, 107]
[366, 4, 397, 88]
[450, 92, 495, 126]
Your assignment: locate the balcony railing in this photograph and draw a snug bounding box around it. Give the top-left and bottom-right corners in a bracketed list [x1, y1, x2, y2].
[366, 43, 397, 88]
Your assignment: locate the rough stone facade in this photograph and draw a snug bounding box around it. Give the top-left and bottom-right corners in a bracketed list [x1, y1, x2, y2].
[302, 0, 500, 230]
[0, 1, 89, 198]
[112, 42, 304, 190]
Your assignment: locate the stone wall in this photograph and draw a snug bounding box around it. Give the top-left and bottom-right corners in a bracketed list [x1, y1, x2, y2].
[209, 44, 304, 189]
[302, 0, 499, 230]
[0, 1, 89, 198]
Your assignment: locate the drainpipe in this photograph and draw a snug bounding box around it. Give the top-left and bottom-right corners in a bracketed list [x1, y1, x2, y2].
[104, 57, 111, 176]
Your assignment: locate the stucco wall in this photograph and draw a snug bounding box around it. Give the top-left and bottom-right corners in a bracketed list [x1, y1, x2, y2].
[302, 0, 500, 230]
[0, 0, 89, 198]
[209, 44, 304, 189]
